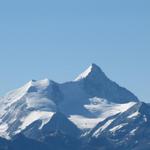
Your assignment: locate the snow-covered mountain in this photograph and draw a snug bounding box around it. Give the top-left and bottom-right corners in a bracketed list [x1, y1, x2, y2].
[85, 102, 150, 150]
[0, 64, 149, 150]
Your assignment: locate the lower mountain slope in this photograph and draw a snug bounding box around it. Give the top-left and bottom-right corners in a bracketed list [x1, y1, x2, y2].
[86, 102, 150, 150]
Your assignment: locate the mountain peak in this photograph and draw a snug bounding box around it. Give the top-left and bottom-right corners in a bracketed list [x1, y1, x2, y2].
[74, 63, 105, 81]
[91, 63, 100, 68]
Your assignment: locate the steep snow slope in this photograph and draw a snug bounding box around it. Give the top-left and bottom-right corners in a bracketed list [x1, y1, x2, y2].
[89, 102, 150, 148]
[0, 79, 56, 138]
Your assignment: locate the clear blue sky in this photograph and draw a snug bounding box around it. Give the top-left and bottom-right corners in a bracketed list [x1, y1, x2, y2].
[0, 0, 150, 102]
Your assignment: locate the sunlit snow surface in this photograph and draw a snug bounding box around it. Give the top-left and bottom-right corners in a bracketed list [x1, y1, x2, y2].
[74, 65, 93, 81]
[17, 111, 54, 132]
[109, 123, 128, 133]
[70, 98, 135, 129]
[93, 119, 115, 137]
[127, 111, 140, 119]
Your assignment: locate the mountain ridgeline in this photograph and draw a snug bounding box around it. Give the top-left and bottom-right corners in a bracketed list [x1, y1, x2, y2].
[0, 64, 149, 150]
